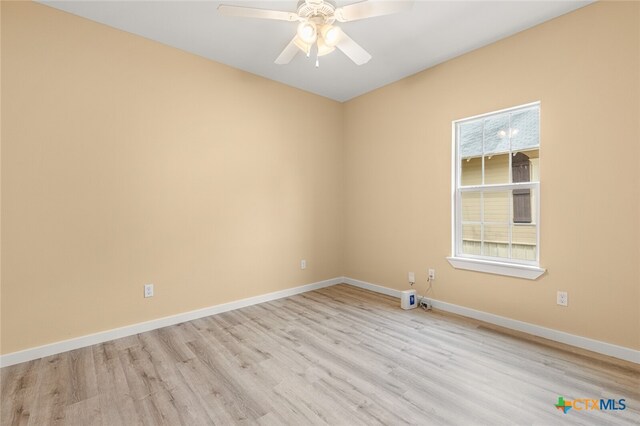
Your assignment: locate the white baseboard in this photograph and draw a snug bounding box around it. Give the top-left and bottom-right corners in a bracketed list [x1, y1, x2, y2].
[4, 276, 638, 367]
[342, 277, 403, 298]
[342, 277, 640, 364]
[0, 277, 343, 368]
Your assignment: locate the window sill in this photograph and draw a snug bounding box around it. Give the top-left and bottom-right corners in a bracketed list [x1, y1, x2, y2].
[446, 256, 546, 280]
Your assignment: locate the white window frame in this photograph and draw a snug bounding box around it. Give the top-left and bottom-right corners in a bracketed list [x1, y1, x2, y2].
[447, 102, 545, 280]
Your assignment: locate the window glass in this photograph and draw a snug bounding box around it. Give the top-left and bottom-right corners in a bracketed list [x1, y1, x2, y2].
[454, 103, 540, 266]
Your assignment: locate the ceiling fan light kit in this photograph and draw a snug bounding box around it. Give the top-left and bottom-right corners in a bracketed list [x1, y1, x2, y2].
[297, 21, 317, 44]
[218, 0, 413, 67]
[321, 25, 341, 47]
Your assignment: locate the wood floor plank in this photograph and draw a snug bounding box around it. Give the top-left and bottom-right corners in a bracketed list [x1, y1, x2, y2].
[2, 284, 639, 425]
[175, 358, 235, 425]
[66, 346, 98, 406]
[185, 339, 269, 422]
[63, 395, 102, 426]
[91, 342, 141, 426]
[26, 355, 72, 426]
[0, 360, 40, 426]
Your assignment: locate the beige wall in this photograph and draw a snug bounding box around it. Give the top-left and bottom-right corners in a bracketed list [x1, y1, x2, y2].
[1, 2, 344, 355]
[344, 1, 640, 350]
[2, 1, 639, 357]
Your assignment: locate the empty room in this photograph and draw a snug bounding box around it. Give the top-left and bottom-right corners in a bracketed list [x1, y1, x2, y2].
[1, 0, 639, 425]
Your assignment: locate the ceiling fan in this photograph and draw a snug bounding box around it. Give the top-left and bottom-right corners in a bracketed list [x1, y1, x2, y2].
[218, 0, 413, 67]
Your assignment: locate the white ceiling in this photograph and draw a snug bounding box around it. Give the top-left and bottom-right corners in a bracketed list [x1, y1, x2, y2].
[39, 1, 592, 102]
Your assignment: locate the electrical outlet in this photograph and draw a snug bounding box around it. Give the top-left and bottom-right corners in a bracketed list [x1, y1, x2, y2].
[428, 269, 436, 281]
[557, 291, 568, 307]
[408, 272, 415, 284]
[144, 283, 154, 298]
[300, 259, 307, 270]
[419, 298, 432, 310]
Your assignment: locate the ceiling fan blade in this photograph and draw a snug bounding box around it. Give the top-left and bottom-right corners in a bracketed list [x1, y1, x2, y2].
[335, 0, 413, 23]
[218, 5, 299, 22]
[336, 30, 371, 65]
[275, 36, 301, 65]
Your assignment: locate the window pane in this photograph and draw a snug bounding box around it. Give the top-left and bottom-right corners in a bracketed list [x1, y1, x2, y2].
[517, 149, 539, 183]
[512, 186, 536, 224]
[461, 157, 482, 186]
[459, 120, 483, 186]
[513, 189, 531, 223]
[482, 224, 509, 258]
[461, 224, 481, 255]
[461, 192, 481, 221]
[510, 108, 539, 152]
[512, 224, 536, 245]
[518, 148, 539, 160]
[459, 120, 483, 159]
[483, 113, 510, 155]
[483, 153, 509, 184]
[483, 191, 510, 223]
[512, 224, 537, 261]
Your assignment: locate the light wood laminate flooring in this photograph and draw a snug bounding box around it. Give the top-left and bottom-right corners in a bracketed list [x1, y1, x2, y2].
[2, 284, 639, 425]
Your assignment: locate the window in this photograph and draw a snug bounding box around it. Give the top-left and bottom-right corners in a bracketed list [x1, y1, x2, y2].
[512, 152, 532, 223]
[447, 102, 545, 279]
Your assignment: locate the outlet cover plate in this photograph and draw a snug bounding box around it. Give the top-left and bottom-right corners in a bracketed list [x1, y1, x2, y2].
[557, 291, 568, 306]
[144, 284, 154, 298]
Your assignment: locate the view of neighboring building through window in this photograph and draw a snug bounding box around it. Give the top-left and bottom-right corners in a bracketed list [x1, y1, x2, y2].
[454, 103, 540, 264]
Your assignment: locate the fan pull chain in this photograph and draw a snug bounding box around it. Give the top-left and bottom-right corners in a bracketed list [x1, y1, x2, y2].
[315, 41, 320, 68]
